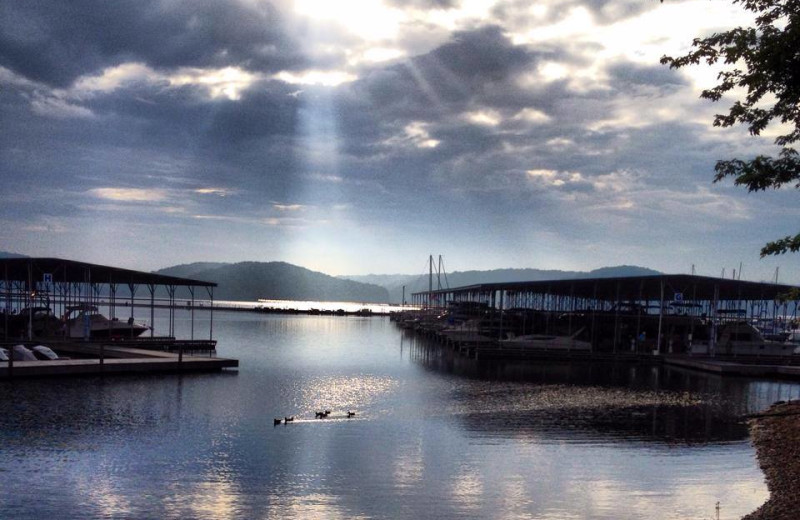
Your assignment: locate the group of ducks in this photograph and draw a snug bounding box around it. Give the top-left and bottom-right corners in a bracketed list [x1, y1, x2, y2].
[274, 410, 356, 425]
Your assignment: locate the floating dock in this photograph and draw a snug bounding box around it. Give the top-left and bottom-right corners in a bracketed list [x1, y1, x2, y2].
[0, 355, 238, 379]
[1, 342, 237, 379]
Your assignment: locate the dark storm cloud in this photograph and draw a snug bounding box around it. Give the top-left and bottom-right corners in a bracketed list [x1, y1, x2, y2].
[0, 73, 309, 221]
[607, 62, 689, 88]
[325, 26, 571, 196]
[333, 26, 599, 176]
[414, 26, 536, 102]
[93, 80, 301, 147]
[307, 19, 724, 227]
[0, 0, 302, 88]
[340, 25, 550, 137]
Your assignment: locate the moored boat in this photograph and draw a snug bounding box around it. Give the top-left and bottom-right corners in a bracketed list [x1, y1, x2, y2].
[500, 327, 592, 351]
[64, 305, 149, 339]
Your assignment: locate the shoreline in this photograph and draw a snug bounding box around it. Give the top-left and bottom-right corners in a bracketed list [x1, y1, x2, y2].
[742, 400, 800, 519]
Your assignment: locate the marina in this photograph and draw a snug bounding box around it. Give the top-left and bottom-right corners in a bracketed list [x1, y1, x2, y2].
[3, 258, 800, 518]
[397, 273, 800, 379]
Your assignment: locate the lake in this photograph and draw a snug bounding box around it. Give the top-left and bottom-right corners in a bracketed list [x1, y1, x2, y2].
[2, 309, 799, 519]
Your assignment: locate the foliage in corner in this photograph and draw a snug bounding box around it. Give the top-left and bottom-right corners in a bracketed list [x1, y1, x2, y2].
[660, 0, 800, 257]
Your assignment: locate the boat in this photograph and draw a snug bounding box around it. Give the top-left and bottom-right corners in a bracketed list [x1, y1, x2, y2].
[716, 321, 795, 356]
[31, 345, 61, 360]
[500, 327, 592, 351]
[11, 344, 37, 361]
[63, 305, 149, 339]
[5, 307, 62, 338]
[786, 330, 800, 345]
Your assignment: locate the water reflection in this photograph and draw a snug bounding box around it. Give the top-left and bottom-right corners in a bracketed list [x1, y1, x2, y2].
[449, 470, 483, 514]
[392, 434, 424, 490]
[178, 480, 241, 520]
[298, 375, 398, 416]
[0, 375, 194, 450]
[263, 493, 352, 519]
[405, 333, 799, 445]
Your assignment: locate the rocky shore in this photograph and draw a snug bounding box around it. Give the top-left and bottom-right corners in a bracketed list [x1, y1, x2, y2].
[742, 400, 800, 520]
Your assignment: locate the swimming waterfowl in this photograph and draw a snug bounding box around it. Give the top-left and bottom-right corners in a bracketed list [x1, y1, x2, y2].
[274, 418, 282, 425]
[284, 416, 294, 423]
[347, 411, 356, 418]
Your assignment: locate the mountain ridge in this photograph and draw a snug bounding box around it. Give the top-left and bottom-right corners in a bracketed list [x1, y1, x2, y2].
[341, 265, 662, 303]
[154, 261, 390, 303]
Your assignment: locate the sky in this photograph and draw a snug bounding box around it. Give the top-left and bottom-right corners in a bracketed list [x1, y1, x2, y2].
[0, 0, 798, 282]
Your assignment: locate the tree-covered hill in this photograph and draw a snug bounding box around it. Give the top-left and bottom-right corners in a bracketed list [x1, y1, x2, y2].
[342, 265, 661, 303]
[155, 261, 390, 303]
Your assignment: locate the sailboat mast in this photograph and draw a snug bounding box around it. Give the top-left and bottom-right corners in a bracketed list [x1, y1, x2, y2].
[429, 255, 433, 307]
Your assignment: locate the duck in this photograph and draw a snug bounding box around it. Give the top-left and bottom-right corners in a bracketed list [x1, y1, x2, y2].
[315, 411, 326, 419]
[284, 416, 295, 423]
[324, 409, 331, 416]
[347, 411, 356, 418]
[274, 418, 282, 425]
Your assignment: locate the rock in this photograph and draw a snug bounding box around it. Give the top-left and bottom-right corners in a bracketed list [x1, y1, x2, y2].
[741, 401, 800, 520]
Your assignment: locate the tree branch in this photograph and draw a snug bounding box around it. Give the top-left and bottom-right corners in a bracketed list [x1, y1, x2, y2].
[761, 233, 800, 257]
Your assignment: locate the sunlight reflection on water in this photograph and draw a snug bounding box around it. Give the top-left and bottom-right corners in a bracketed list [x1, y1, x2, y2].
[299, 375, 398, 416]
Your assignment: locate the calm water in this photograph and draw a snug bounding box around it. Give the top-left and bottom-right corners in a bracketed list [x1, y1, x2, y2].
[2, 310, 799, 520]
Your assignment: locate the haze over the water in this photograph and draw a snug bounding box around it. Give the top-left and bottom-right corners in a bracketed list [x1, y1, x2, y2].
[1, 1, 797, 282]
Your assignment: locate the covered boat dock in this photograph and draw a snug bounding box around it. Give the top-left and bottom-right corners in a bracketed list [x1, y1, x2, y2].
[409, 274, 800, 357]
[1, 257, 237, 378]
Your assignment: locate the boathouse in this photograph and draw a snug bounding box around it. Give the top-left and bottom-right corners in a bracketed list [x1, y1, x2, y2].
[411, 274, 800, 356]
[0, 257, 237, 378]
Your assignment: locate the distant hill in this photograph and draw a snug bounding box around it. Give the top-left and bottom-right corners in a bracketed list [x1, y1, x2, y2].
[155, 261, 389, 303]
[0, 251, 28, 259]
[155, 262, 228, 279]
[342, 265, 661, 303]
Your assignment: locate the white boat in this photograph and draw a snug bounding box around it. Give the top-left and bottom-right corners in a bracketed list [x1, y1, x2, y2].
[785, 330, 800, 345]
[717, 321, 795, 356]
[11, 344, 37, 361]
[31, 345, 60, 360]
[500, 327, 591, 351]
[64, 306, 149, 339]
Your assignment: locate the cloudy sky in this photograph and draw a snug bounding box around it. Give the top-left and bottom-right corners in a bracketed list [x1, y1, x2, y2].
[1, 0, 797, 282]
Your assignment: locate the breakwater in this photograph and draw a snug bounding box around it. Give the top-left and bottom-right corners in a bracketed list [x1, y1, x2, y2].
[97, 300, 410, 316]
